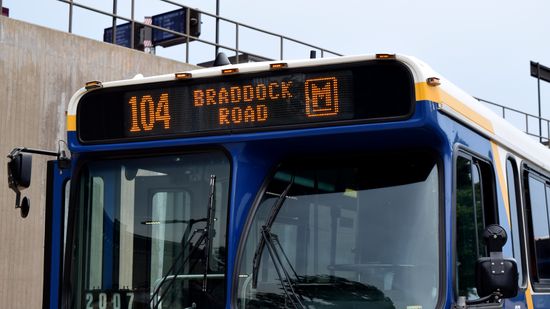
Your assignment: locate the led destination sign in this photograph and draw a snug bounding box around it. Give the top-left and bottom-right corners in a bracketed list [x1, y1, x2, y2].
[124, 71, 351, 138]
[77, 61, 414, 143]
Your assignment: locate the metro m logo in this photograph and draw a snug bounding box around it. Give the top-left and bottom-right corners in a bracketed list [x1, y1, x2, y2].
[305, 77, 340, 117]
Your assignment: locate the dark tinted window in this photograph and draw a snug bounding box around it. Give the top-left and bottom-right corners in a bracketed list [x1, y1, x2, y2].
[526, 173, 550, 281]
[456, 155, 496, 300]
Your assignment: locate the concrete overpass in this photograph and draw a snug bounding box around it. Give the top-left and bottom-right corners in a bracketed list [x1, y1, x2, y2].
[0, 16, 197, 308]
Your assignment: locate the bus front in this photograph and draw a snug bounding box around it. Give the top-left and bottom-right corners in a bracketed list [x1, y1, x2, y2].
[63, 55, 444, 309]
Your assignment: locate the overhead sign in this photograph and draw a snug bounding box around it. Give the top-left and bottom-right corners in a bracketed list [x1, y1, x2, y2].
[152, 8, 201, 47]
[103, 22, 143, 51]
[530, 61, 550, 83]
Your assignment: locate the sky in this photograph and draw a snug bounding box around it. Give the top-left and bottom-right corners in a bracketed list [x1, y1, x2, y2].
[3, 0, 550, 131]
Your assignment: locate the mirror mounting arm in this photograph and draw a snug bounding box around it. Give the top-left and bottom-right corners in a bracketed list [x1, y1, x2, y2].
[8, 147, 69, 166]
[8, 146, 70, 170]
[6, 144, 71, 218]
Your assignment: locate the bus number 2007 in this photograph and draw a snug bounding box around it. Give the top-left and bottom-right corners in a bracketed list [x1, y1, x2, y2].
[85, 291, 134, 309]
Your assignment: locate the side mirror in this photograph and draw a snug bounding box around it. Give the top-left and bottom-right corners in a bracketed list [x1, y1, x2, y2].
[6, 146, 69, 218]
[475, 224, 518, 300]
[7, 152, 32, 193]
[7, 152, 33, 218]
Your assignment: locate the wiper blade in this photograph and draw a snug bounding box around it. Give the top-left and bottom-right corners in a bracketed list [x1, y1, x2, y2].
[252, 178, 294, 288]
[251, 177, 305, 308]
[149, 175, 217, 309]
[202, 175, 217, 292]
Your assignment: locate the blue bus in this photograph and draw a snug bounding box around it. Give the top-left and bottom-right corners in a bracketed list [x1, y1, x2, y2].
[7, 54, 548, 308]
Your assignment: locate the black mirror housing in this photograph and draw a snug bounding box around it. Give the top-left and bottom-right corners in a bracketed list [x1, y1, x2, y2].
[476, 257, 518, 298]
[474, 224, 519, 299]
[7, 153, 32, 192]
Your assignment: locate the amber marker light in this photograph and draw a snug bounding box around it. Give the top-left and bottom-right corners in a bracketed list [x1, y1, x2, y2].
[270, 63, 288, 70]
[85, 81, 103, 90]
[175, 72, 192, 80]
[222, 68, 239, 75]
[427, 77, 441, 87]
[375, 54, 396, 59]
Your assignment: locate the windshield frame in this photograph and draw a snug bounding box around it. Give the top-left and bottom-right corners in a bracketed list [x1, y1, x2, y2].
[62, 147, 232, 309]
[231, 149, 446, 308]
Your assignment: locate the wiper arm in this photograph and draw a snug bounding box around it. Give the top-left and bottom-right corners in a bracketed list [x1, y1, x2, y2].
[270, 232, 300, 280]
[149, 175, 217, 309]
[252, 178, 294, 288]
[202, 174, 217, 292]
[251, 177, 304, 308]
[261, 229, 305, 308]
[150, 223, 207, 308]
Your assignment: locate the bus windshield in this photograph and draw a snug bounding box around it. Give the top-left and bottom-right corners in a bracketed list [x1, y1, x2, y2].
[69, 152, 230, 309]
[237, 152, 440, 309]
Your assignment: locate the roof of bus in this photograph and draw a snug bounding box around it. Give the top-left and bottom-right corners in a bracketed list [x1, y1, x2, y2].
[67, 54, 550, 170]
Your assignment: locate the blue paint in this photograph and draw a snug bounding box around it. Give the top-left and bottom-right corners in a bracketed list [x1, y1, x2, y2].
[435, 107, 530, 308]
[48, 161, 71, 309]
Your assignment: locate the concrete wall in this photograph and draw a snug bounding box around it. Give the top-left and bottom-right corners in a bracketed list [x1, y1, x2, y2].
[0, 16, 197, 308]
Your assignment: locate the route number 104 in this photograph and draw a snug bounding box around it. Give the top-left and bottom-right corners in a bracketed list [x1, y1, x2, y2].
[128, 93, 171, 133]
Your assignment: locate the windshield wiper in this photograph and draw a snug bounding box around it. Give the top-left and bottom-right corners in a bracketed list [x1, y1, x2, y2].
[202, 174, 217, 292]
[149, 175, 217, 309]
[261, 228, 305, 308]
[251, 178, 305, 308]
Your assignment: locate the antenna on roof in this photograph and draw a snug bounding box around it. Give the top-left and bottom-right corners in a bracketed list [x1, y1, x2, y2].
[213, 52, 231, 66]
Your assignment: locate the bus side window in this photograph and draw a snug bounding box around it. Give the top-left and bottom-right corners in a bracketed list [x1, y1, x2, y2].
[455, 155, 496, 300]
[524, 168, 550, 285]
[506, 158, 525, 287]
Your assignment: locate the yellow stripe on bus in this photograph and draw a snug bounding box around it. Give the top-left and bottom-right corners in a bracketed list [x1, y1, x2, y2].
[527, 282, 534, 309]
[67, 115, 76, 131]
[415, 82, 494, 134]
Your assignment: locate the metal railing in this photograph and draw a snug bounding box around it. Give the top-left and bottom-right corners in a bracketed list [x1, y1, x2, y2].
[58, 0, 342, 65]
[28, 1, 550, 145]
[476, 97, 550, 145]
